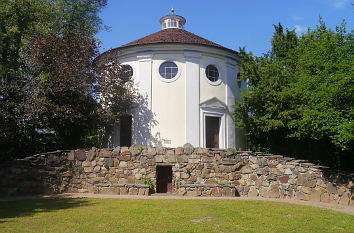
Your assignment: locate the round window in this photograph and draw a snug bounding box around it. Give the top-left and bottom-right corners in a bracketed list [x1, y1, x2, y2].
[159, 61, 178, 79]
[122, 65, 133, 78]
[206, 65, 219, 82]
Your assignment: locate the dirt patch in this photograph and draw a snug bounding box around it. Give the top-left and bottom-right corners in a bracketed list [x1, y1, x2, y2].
[191, 216, 213, 223]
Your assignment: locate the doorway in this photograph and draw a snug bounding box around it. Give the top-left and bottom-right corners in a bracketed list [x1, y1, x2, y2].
[205, 116, 220, 148]
[120, 115, 132, 147]
[156, 166, 173, 193]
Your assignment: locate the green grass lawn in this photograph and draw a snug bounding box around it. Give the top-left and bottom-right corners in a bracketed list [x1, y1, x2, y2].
[0, 198, 353, 233]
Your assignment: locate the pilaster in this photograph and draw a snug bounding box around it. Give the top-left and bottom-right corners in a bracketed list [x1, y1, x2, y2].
[136, 53, 153, 145]
[184, 52, 201, 147]
[225, 58, 237, 148]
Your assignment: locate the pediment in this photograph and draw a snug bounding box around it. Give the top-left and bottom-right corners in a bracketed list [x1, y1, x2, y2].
[200, 97, 227, 110]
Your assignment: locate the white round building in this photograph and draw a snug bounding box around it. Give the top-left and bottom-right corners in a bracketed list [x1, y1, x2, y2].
[99, 11, 247, 149]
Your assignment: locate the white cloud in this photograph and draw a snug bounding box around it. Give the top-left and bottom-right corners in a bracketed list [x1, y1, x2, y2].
[333, 0, 348, 8]
[295, 25, 306, 34]
[292, 15, 304, 21]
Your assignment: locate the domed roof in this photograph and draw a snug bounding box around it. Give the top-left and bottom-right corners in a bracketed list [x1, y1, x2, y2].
[119, 28, 237, 54]
[96, 11, 238, 61]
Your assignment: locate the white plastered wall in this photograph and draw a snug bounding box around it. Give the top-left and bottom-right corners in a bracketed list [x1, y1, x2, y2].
[113, 45, 244, 149]
[199, 55, 227, 104]
[151, 53, 186, 147]
[199, 55, 227, 148]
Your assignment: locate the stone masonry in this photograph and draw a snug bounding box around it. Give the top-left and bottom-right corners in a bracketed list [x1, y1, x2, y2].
[0, 144, 353, 207]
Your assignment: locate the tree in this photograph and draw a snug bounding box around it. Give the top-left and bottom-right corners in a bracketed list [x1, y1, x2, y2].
[51, 0, 107, 35]
[26, 30, 100, 149]
[26, 32, 137, 149]
[234, 19, 354, 171]
[95, 56, 138, 147]
[0, 0, 125, 160]
[0, 0, 48, 159]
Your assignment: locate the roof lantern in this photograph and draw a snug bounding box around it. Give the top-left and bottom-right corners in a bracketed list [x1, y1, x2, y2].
[159, 8, 186, 30]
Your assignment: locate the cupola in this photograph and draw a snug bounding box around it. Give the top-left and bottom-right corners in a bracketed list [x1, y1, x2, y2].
[159, 8, 186, 30]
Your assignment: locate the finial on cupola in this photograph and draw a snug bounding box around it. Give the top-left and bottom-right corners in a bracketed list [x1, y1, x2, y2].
[171, 8, 175, 14]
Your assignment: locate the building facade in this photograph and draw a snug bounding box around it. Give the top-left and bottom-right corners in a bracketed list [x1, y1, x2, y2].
[97, 11, 247, 149]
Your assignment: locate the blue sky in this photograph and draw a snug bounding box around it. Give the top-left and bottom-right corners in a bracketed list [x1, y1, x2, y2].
[97, 0, 353, 56]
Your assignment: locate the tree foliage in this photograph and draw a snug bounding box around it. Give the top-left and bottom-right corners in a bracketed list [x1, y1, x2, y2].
[26, 30, 100, 148]
[49, 0, 107, 35]
[235, 19, 354, 170]
[95, 59, 138, 146]
[0, 0, 47, 158]
[0, 0, 135, 160]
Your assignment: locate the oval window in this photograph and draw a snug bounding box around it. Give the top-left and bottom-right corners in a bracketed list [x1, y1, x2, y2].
[159, 61, 178, 79]
[122, 65, 133, 78]
[206, 65, 219, 82]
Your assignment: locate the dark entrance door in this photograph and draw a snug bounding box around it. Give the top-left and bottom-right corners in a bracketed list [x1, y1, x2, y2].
[120, 115, 132, 147]
[205, 116, 220, 148]
[156, 166, 172, 193]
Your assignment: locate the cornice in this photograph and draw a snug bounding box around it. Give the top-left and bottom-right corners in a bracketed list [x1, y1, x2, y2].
[137, 53, 153, 62]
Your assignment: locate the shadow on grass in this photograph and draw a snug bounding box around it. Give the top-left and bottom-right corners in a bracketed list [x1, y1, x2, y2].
[0, 198, 92, 223]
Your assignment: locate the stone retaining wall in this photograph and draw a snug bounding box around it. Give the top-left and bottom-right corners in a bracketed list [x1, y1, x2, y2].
[0, 144, 353, 206]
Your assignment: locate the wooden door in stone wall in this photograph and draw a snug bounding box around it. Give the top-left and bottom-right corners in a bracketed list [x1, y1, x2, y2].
[156, 166, 173, 193]
[206, 116, 220, 148]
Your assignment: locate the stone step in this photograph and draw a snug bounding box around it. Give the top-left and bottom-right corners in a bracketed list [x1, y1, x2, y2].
[151, 192, 178, 196]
